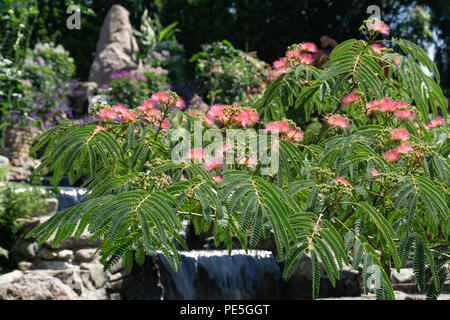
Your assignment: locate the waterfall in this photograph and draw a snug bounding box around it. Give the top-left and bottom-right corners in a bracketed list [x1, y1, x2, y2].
[158, 250, 281, 300]
[50, 187, 87, 211]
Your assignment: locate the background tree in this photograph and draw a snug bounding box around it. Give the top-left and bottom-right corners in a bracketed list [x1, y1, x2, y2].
[21, 0, 450, 95]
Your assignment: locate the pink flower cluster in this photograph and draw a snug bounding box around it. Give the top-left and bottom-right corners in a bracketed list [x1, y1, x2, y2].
[369, 21, 390, 36]
[381, 124, 424, 162]
[148, 91, 185, 109]
[370, 44, 384, 54]
[365, 97, 414, 120]
[272, 42, 317, 70]
[414, 117, 445, 134]
[326, 114, 350, 129]
[97, 104, 136, 123]
[334, 176, 350, 186]
[204, 104, 259, 128]
[390, 128, 409, 141]
[341, 92, 359, 106]
[426, 117, 444, 130]
[93, 125, 107, 134]
[264, 121, 304, 142]
[187, 144, 258, 172]
[382, 143, 418, 162]
[138, 98, 169, 129]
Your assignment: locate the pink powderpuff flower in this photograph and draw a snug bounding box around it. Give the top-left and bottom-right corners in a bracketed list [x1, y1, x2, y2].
[175, 97, 185, 109]
[212, 176, 223, 183]
[371, 44, 384, 54]
[112, 104, 127, 113]
[286, 50, 301, 59]
[300, 54, 314, 65]
[122, 110, 137, 123]
[273, 58, 286, 69]
[327, 114, 349, 129]
[396, 143, 413, 154]
[369, 21, 390, 36]
[202, 157, 223, 171]
[93, 125, 107, 134]
[390, 101, 409, 109]
[264, 121, 291, 134]
[390, 128, 409, 141]
[393, 56, 401, 65]
[146, 108, 161, 120]
[237, 109, 259, 128]
[378, 97, 398, 113]
[207, 104, 227, 121]
[341, 92, 359, 106]
[190, 148, 204, 162]
[286, 129, 304, 142]
[139, 99, 156, 111]
[414, 122, 426, 135]
[98, 108, 118, 121]
[334, 176, 350, 186]
[299, 42, 318, 53]
[427, 117, 444, 129]
[365, 99, 382, 114]
[151, 91, 169, 104]
[383, 149, 399, 162]
[370, 169, 379, 177]
[158, 120, 170, 129]
[370, 43, 384, 54]
[203, 115, 214, 126]
[394, 109, 415, 121]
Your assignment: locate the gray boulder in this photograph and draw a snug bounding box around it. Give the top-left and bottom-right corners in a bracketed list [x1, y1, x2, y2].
[88, 5, 141, 86]
[0, 273, 78, 300]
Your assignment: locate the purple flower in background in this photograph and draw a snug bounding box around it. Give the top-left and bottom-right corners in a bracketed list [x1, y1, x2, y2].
[166, 85, 173, 90]
[36, 56, 45, 65]
[66, 107, 73, 118]
[117, 92, 124, 98]
[133, 75, 147, 83]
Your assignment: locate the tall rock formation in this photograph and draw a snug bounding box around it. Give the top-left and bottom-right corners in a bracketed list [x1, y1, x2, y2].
[88, 5, 141, 86]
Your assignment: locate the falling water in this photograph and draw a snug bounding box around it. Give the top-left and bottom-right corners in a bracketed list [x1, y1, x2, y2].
[50, 187, 87, 211]
[158, 250, 281, 300]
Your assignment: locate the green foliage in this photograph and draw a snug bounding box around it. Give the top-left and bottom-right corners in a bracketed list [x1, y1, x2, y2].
[27, 20, 449, 300]
[100, 71, 150, 108]
[0, 179, 47, 273]
[133, 9, 186, 85]
[31, 42, 76, 82]
[141, 67, 170, 94]
[256, 37, 447, 125]
[190, 40, 269, 105]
